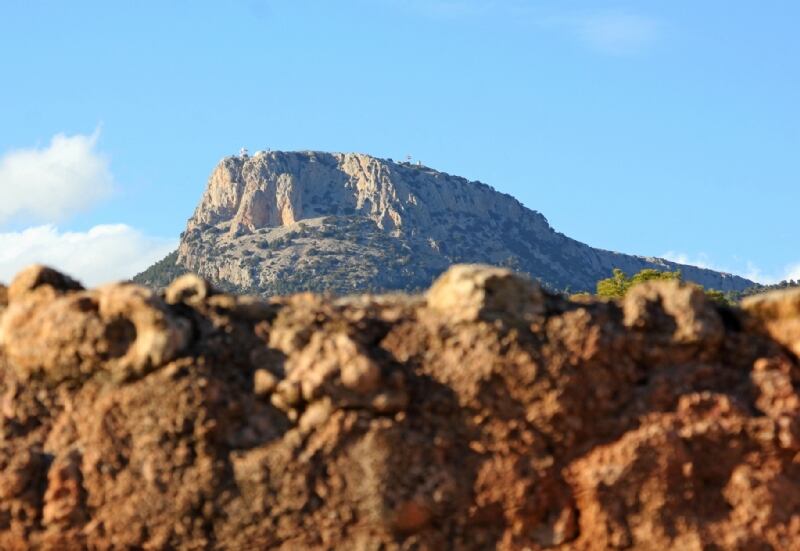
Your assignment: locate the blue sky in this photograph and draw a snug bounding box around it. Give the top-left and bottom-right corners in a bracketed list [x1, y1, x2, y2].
[0, 0, 798, 285]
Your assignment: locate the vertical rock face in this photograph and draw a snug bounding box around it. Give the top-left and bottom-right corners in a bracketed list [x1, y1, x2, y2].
[184, 151, 551, 239]
[138, 150, 754, 296]
[0, 264, 798, 550]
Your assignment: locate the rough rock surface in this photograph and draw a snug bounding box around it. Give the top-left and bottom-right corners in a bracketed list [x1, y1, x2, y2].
[135, 151, 753, 294]
[2, 264, 798, 550]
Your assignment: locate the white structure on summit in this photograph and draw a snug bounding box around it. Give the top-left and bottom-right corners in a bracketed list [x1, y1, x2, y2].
[240, 147, 249, 158]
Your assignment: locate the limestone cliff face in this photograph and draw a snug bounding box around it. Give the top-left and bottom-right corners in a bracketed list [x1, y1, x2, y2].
[151, 151, 752, 295]
[186, 152, 550, 238]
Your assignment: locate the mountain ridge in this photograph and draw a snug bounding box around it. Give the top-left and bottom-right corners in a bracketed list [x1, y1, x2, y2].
[135, 150, 754, 294]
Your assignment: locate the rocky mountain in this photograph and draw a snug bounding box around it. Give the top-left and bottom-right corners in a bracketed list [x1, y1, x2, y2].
[134, 151, 754, 294]
[1, 264, 799, 548]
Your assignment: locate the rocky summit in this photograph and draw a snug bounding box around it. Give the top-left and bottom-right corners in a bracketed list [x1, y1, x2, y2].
[134, 151, 753, 295]
[0, 264, 798, 549]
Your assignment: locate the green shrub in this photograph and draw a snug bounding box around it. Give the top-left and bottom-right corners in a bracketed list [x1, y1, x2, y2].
[596, 268, 736, 305]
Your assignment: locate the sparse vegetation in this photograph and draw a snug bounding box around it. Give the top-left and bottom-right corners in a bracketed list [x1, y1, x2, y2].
[131, 251, 188, 290]
[596, 268, 682, 299]
[733, 279, 800, 300]
[594, 268, 736, 305]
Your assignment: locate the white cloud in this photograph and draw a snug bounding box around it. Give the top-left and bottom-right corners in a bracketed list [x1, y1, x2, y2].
[728, 261, 800, 285]
[741, 261, 768, 284]
[662, 251, 763, 282]
[0, 225, 177, 287]
[545, 11, 659, 55]
[660, 252, 800, 286]
[0, 130, 113, 224]
[383, 2, 660, 55]
[761, 263, 800, 285]
[783, 264, 800, 282]
[661, 251, 713, 270]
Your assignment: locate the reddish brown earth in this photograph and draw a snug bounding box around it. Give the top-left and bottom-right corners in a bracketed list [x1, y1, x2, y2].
[0, 264, 798, 550]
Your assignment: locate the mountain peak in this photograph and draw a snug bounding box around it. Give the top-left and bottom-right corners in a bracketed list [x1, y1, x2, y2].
[186, 151, 536, 239]
[137, 150, 753, 295]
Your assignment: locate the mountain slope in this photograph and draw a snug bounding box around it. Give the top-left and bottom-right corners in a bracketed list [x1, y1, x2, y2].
[135, 151, 754, 294]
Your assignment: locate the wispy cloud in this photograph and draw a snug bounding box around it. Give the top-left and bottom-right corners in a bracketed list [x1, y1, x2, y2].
[383, 0, 492, 18]
[661, 251, 800, 285]
[384, 1, 660, 55]
[543, 11, 660, 55]
[663, 250, 763, 282]
[0, 130, 113, 224]
[762, 263, 800, 285]
[740, 263, 800, 285]
[0, 225, 176, 287]
[783, 264, 800, 282]
[661, 251, 713, 270]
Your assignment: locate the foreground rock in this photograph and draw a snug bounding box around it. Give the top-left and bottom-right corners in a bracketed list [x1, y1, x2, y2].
[0, 265, 798, 550]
